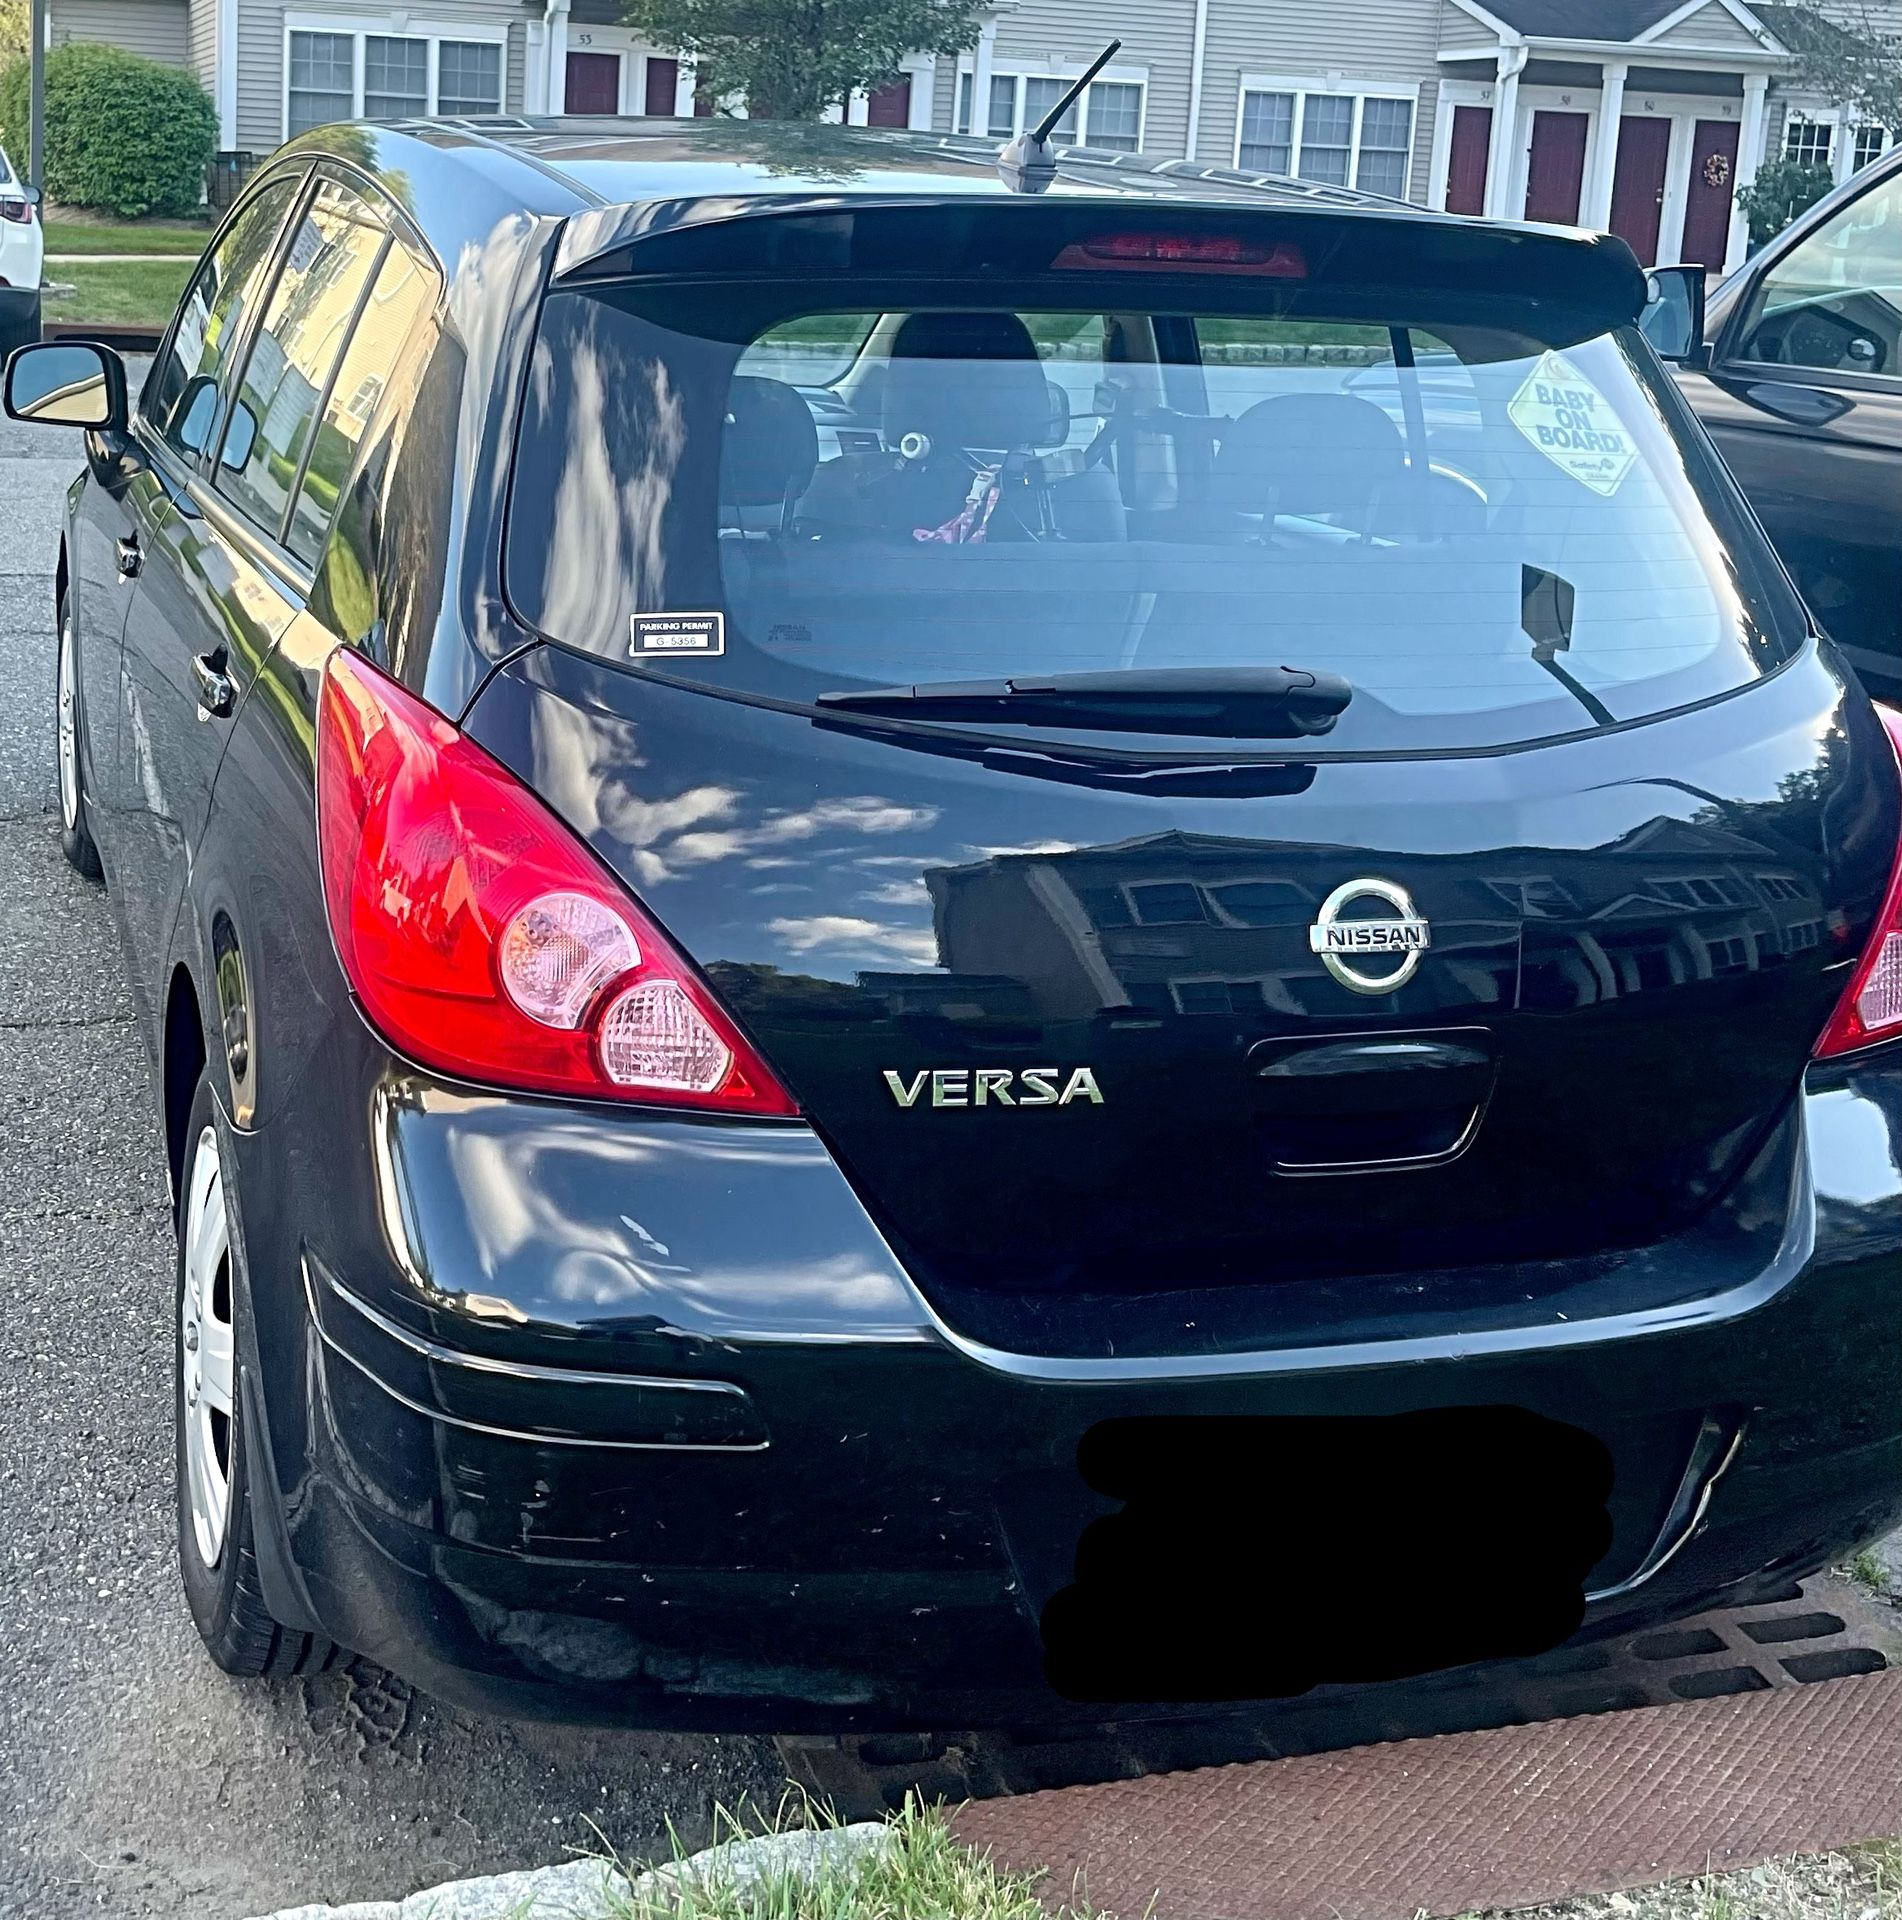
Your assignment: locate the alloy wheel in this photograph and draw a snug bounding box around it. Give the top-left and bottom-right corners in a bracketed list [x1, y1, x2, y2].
[180, 1124, 236, 1568]
[57, 609, 78, 834]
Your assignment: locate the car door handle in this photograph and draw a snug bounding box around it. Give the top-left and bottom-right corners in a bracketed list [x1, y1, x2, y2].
[115, 533, 141, 580]
[191, 651, 236, 721]
[1738, 380, 1855, 428]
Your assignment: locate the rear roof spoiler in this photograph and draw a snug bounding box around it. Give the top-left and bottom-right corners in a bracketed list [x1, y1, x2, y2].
[550, 194, 1650, 336]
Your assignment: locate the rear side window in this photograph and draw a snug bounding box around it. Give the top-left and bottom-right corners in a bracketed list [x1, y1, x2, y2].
[286, 240, 437, 565]
[507, 272, 1802, 753]
[217, 178, 387, 544]
[144, 178, 298, 463]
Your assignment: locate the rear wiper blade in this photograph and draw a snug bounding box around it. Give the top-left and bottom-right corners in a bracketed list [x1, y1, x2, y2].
[815, 666, 1351, 739]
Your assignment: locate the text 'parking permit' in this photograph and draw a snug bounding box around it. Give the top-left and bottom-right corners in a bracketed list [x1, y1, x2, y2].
[630, 612, 726, 657]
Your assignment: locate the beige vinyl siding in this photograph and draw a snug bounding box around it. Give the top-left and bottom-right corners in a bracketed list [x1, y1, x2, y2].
[1647, 2, 1775, 53]
[237, 0, 527, 153]
[982, 0, 1197, 159]
[187, 0, 218, 91]
[51, 0, 191, 65]
[1197, 0, 1443, 198]
[1435, 1, 1504, 55]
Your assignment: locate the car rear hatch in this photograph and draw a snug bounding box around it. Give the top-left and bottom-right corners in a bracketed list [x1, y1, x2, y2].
[478, 194, 1901, 1342]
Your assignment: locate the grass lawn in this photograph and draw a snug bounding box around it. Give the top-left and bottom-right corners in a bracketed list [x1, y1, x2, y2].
[42, 213, 209, 257]
[42, 258, 194, 329]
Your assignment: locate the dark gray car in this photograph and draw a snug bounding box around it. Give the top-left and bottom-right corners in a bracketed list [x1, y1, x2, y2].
[1669, 147, 1902, 702]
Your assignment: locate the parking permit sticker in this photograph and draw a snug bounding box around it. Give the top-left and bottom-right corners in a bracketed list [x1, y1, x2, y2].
[1507, 352, 1638, 496]
[630, 612, 725, 657]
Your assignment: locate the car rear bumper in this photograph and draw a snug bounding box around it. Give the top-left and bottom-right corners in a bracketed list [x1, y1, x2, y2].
[234, 1047, 1902, 1729]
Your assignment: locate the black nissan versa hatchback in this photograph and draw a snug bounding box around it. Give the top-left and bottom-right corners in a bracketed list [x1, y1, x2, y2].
[9, 113, 1902, 1730]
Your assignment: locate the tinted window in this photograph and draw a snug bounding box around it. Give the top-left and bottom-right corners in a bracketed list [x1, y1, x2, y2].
[143, 179, 298, 462]
[217, 179, 386, 541]
[1736, 168, 1902, 375]
[287, 240, 437, 565]
[508, 283, 1802, 753]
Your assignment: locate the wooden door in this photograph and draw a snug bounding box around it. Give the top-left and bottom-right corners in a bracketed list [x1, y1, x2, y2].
[1446, 104, 1492, 216]
[868, 77, 912, 127]
[1524, 111, 1590, 225]
[643, 56, 679, 115]
[564, 51, 620, 115]
[1609, 115, 1673, 265]
[1680, 118, 1741, 267]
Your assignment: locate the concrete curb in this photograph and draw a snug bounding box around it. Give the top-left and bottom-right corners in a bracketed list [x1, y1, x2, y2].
[251, 1822, 894, 1920]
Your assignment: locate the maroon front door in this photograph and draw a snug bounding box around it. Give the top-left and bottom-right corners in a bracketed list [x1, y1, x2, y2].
[1609, 115, 1673, 265]
[643, 55, 679, 115]
[867, 77, 911, 127]
[1446, 104, 1492, 216]
[564, 51, 620, 114]
[1679, 118, 1741, 267]
[1524, 110, 1590, 225]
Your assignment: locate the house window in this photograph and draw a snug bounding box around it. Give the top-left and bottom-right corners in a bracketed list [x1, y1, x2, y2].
[439, 41, 503, 117]
[1855, 123, 1893, 172]
[1087, 81, 1142, 152]
[286, 20, 504, 137]
[1236, 84, 1414, 194]
[363, 36, 427, 117]
[288, 31, 354, 135]
[1784, 115, 1835, 169]
[960, 70, 1146, 151]
[1237, 90, 1294, 172]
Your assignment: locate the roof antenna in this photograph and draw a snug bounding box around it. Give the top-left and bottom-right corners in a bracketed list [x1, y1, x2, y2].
[997, 38, 1119, 194]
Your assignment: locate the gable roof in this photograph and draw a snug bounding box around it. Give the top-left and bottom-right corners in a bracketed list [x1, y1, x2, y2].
[1473, 0, 1775, 38]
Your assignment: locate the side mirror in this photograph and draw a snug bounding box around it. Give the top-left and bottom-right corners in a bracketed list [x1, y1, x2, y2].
[3, 340, 126, 430]
[1641, 264, 1709, 367]
[220, 399, 260, 472]
[23, 184, 41, 208]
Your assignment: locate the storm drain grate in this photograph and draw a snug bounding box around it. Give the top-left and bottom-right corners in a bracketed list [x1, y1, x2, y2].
[778, 1573, 1902, 1819]
[949, 1667, 1902, 1920]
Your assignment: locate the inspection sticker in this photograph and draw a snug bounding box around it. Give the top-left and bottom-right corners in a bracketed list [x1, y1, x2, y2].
[630, 612, 725, 657]
[1507, 352, 1638, 497]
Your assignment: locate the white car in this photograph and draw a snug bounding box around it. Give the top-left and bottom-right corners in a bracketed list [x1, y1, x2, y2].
[0, 141, 42, 359]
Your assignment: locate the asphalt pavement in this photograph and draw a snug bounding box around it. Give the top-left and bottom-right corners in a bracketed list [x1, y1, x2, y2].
[0, 386, 779, 1919]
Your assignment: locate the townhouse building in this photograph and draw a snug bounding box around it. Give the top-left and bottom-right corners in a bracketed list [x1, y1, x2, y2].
[44, 0, 1902, 273]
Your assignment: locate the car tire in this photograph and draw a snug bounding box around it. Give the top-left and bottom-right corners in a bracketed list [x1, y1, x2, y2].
[174, 1076, 339, 1679]
[1, 294, 42, 365]
[55, 589, 102, 880]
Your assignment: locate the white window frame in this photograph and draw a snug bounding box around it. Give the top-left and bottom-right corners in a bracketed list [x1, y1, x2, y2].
[1232, 73, 1420, 196]
[950, 57, 1149, 153]
[284, 12, 508, 140]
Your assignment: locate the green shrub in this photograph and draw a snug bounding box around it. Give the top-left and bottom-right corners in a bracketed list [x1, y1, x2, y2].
[0, 43, 218, 218]
[1736, 156, 1836, 246]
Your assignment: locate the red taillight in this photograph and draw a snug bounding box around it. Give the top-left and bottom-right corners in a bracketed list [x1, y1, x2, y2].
[314, 648, 798, 1116]
[1816, 704, 1902, 1059]
[0, 198, 34, 225]
[1052, 232, 1307, 276]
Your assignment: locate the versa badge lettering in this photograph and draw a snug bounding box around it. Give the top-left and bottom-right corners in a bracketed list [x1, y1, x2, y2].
[883, 1067, 1105, 1109]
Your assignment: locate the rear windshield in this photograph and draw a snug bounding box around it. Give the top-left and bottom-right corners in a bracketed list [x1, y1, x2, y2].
[506, 277, 1802, 753]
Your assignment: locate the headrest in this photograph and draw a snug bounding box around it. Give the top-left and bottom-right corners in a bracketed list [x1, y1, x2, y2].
[721, 375, 819, 508]
[1213, 393, 1407, 522]
[882, 310, 1053, 455]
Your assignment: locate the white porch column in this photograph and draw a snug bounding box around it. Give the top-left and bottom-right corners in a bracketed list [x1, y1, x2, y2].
[675, 62, 698, 114]
[1483, 42, 1529, 218]
[1728, 70, 1770, 272]
[1583, 59, 1627, 228]
[546, 0, 571, 113]
[525, 19, 547, 113]
[972, 19, 998, 137]
[1833, 100, 1858, 184]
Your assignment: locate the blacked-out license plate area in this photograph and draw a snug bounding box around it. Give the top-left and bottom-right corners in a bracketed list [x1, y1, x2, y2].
[1039, 1408, 1614, 1704]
